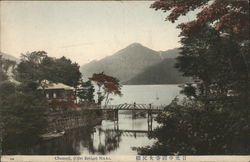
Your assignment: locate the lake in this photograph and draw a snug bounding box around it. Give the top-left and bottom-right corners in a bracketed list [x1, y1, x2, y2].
[7, 85, 182, 155]
[101, 84, 182, 106]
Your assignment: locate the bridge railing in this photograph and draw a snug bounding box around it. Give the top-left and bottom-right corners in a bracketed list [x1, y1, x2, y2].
[101, 103, 166, 110]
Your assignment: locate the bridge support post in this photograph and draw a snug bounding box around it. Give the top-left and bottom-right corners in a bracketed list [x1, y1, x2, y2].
[132, 110, 136, 119]
[114, 109, 119, 130]
[147, 109, 153, 132]
[132, 102, 136, 119]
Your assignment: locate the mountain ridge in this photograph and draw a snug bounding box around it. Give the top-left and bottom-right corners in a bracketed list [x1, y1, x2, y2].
[80, 43, 187, 84]
[80, 43, 163, 83]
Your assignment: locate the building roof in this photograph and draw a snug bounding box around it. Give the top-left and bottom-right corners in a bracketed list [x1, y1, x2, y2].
[37, 80, 74, 90]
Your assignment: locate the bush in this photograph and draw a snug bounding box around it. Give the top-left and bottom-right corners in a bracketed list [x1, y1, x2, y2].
[0, 81, 49, 150]
[138, 98, 250, 155]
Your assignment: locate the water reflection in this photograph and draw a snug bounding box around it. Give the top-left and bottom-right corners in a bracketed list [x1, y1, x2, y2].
[87, 127, 122, 154]
[4, 85, 181, 155]
[5, 113, 158, 155]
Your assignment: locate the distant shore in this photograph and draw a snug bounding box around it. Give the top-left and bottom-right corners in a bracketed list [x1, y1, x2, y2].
[122, 83, 187, 86]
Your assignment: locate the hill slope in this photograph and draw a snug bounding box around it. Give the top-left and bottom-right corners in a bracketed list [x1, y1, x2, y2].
[80, 43, 162, 83]
[0, 52, 20, 63]
[126, 58, 191, 85]
[81, 44, 190, 84]
[159, 48, 180, 59]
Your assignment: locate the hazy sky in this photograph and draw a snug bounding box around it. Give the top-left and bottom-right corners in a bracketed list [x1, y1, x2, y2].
[1, 1, 196, 65]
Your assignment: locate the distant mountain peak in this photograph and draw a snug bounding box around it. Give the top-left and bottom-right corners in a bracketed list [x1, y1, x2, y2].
[80, 44, 185, 84]
[127, 42, 143, 48]
[113, 42, 158, 58]
[81, 43, 162, 82]
[124, 43, 158, 54]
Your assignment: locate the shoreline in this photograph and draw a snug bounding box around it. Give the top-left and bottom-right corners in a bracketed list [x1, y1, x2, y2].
[122, 83, 187, 86]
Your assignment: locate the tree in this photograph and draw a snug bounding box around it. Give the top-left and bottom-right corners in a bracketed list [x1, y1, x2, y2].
[138, 0, 250, 155]
[0, 54, 49, 151]
[14, 51, 48, 83]
[90, 72, 122, 106]
[77, 80, 95, 103]
[0, 55, 16, 82]
[47, 56, 82, 88]
[0, 67, 8, 82]
[0, 81, 49, 150]
[15, 51, 82, 88]
[151, 1, 250, 103]
[151, 0, 249, 41]
[138, 99, 250, 155]
[175, 26, 250, 106]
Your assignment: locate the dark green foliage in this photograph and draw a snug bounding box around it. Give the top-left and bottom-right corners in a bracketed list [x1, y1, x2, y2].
[17, 81, 40, 93]
[15, 51, 82, 88]
[0, 81, 16, 101]
[138, 100, 250, 155]
[0, 81, 49, 150]
[176, 27, 250, 104]
[138, 26, 250, 155]
[0, 70, 8, 82]
[14, 51, 47, 83]
[47, 56, 82, 88]
[180, 83, 197, 98]
[137, 0, 250, 155]
[77, 80, 95, 103]
[1, 51, 82, 152]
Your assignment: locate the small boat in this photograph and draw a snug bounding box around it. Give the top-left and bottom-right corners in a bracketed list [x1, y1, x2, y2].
[40, 130, 65, 140]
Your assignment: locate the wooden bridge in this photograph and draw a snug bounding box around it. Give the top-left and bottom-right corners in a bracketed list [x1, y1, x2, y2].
[102, 103, 165, 111]
[82, 103, 166, 132]
[100, 128, 152, 138]
[83, 103, 165, 111]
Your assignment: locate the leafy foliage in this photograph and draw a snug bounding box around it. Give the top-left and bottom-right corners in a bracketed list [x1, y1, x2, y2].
[139, 0, 250, 155]
[151, 0, 249, 40]
[15, 51, 82, 88]
[0, 81, 49, 150]
[138, 99, 250, 155]
[90, 72, 122, 105]
[77, 80, 95, 103]
[1, 51, 83, 152]
[0, 69, 8, 82]
[176, 26, 250, 105]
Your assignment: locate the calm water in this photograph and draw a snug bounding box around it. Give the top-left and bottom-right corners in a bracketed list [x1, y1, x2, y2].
[102, 84, 182, 106]
[9, 85, 181, 155]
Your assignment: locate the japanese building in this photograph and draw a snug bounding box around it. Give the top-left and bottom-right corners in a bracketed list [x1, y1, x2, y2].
[38, 80, 75, 103]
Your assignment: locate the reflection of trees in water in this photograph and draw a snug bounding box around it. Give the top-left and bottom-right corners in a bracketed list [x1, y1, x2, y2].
[5, 126, 122, 155]
[87, 128, 122, 155]
[14, 127, 90, 155]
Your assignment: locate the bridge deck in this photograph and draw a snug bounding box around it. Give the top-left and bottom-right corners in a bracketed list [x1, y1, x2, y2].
[104, 129, 149, 133]
[80, 104, 165, 111]
[82, 108, 164, 111]
[99, 129, 151, 137]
